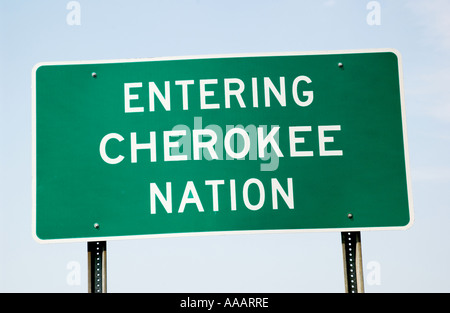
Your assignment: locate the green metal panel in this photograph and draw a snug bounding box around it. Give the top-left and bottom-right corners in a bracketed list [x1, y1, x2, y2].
[32, 50, 413, 242]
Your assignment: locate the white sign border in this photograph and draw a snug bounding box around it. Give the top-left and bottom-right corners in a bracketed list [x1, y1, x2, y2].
[32, 48, 414, 244]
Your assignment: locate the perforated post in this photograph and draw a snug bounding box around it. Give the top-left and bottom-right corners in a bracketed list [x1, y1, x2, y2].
[341, 232, 364, 293]
[88, 241, 107, 293]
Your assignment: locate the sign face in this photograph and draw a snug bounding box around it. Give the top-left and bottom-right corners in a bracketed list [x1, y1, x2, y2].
[32, 49, 413, 243]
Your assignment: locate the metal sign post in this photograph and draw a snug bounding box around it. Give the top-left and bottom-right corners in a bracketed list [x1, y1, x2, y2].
[341, 231, 364, 293]
[87, 241, 107, 293]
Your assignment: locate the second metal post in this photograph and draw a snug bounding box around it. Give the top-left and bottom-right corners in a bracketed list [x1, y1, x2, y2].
[88, 241, 107, 293]
[341, 231, 364, 293]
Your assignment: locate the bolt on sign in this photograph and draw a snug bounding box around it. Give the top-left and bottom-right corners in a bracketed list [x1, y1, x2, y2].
[32, 49, 413, 243]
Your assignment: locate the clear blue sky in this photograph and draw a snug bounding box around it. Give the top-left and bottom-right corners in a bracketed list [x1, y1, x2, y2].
[1, 0, 450, 292]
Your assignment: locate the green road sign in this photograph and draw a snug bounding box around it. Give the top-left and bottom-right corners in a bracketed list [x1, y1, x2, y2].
[32, 49, 413, 243]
